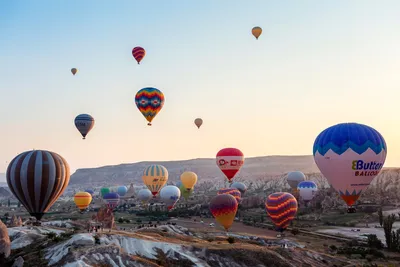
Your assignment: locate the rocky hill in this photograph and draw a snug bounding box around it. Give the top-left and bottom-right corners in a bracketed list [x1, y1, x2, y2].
[69, 155, 319, 187]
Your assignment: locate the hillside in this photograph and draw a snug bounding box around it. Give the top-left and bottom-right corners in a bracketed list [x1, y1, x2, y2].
[69, 155, 319, 186]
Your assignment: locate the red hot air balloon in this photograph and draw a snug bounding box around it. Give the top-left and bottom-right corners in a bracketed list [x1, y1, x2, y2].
[265, 192, 298, 233]
[216, 148, 244, 183]
[132, 47, 146, 64]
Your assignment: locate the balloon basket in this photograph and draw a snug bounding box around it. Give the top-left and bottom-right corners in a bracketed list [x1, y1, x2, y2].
[147, 123, 152, 126]
[347, 207, 357, 213]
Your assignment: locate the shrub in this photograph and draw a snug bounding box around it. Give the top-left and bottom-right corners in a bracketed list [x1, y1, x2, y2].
[291, 228, 300, 236]
[118, 218, 124, 223]
[329, 245, 337, 251]
[367, 234, 383, 249]
[227, 237, 235, 244]
[136, 219, 142, 223]
[94, 234, 100, 245]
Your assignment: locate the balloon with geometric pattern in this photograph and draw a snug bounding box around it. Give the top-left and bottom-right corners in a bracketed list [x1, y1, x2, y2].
[209, 194, 238, 231]
[132, 46, 146, 64]
[135, 87, 165, 126]
[265, 192, 298, 232]
[103, 192, 120, 210]
[217, 188, 241, 204]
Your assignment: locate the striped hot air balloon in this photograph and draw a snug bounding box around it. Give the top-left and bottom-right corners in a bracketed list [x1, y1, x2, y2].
[74, 192, 92, 211]
[210, 194, 238, 231]
[135, 87, 165, 126]
[74, 114, 95, 139]
[217, 188, 241, 204]
[6, 150, 70, 221]
[132, 46, 146, 64]
[142, 165, 168, 196]
[103, 192, 120, 210]
[265, 192, 298, 232]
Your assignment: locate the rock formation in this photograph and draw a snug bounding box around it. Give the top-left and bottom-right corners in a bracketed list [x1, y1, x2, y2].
[0, 220, 10, 263]
[92, 207, 116, 229]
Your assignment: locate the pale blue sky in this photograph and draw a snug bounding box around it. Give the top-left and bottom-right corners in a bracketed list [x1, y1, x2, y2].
[0, 0, 400, 175]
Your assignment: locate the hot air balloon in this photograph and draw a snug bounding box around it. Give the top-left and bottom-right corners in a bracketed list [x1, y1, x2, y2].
[138, 188, 153, 203]
[132, 46, 146, 64]
[230, 182, 247, 195]
[216, 148, 244, 183]
[74, 192, 92, 211]
[142, 165, 168, 196]
[210, 194, 238, 231]
[265, 192, 298, 232]
[180, 171, 197, 191]
[6, 150, 70, 221]
[103, 192, 120, 210]
[252, 26, 262, 40]
[135, 87, 165, 126]
[287, 171, 305, 196]
[218, 188, 241, 204]
[117, 186, 128, 197]
[74, 114, 95, 139]
[71, 68, 78, 75]
[179, 184, 194, 200]
[100, 187, 110, 197]
[194, 118, 203, 129]
[160, 185, 181, 210]
[84, 189, 94, 196]
[297, 181, 318, 206]
[313, 123, 387, 213]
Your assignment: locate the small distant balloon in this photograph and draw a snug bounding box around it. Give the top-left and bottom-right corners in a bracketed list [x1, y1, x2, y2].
[74, 114, 95, 139]
[138, 188, 153, 203]
[218, 188, 241, 204]
[103, 192, 120, 210]
[132, 47, 146, 64]
[287, 171, 306, 190]
[252, 26, 262, 40]
[160, 185, 181, 211]
[210, 194, 238, 231]
[142, 165, 168, 196]
[85, 189, 94, 196]
[297, 181, 318, 205]
[194, 118, 203, 129]
[117, 186, 128, 197]
[71, 68, 78, 75]
[265, 192, 298, 232]
[230, 182, 247, 195]
[74, 192, 92, 211]
[216, 148, 244, 183]
[100, 187, 110, 198]
[180, 171, 197, 191]
[135, 87, 165, 126]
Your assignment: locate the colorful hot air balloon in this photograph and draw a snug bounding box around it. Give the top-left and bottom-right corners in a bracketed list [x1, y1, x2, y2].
[132, 46, 146, 64]
[252, 26, 262, 40]
[100, 187, 110, 198]
[135, 87, 165, 126]
[142, 165, 168, 196]
[74, 192, 92, 211]
[287, 171, 306, 190]
[117, 186, 128, 197]
[313, 123, 387, 211]
[74, 114, 95, 139]
[138, 188, 153, 203]
[230, 182, 247, 195]
[160, 185, 181, 210]
[6, 150, 70, 221]
[103, 192, 120, 210]
[218, 188, 241, 204]
[265, 192, 298, 232]
[194, 118, 203, 129]
[216, 148, 244, 183]
[210, 194, 238, 231]
[179, 184, 194, 200]
[297, 181, 318, 205]
[71, 68, 78, 75]
[84, 189, 94, 196]
[180, 171, 197, 191]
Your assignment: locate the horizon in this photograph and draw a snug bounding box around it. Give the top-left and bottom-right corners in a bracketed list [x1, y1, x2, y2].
[1, 1, 400, 174]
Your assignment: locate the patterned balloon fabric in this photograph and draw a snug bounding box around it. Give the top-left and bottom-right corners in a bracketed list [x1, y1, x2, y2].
[265, 192, 298, 231]
[135, 87, 165, 126]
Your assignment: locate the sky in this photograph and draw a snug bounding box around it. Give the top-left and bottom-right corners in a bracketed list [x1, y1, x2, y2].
[0, 0, 400, 175]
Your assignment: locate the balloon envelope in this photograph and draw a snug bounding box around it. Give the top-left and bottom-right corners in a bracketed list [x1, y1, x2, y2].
[230, 182, 247, 195]
[117, 186, 128, 196]
[142, 165, 168, 196]
[132, 46, 146, 64]
[252, 26, 262, 39]
[71, 68, 78, 75]
[313, 123, 387, 206]
[6, 150, 70, 220]
[135, 87, 165, 126]
[74, 192, 92, 211]
[74, 114, 95, 139]
[160, 185, 181, 210]
[210, 194, 238, 231]
[103, 192, 120, 209]
[100, 187, 110, 198]
[217, 188, 241, 204]
[265, 192, 298, 231]
[216, 148, 244, 182]
[297, 181, 318, 202]
[194, 118, 203, 129]
[138, 189, 153, 203]
[85, 189, 94, 196]
[180, 171, 197, 190]
[287, 171, 306, 190]
[179, 184, 194, 200]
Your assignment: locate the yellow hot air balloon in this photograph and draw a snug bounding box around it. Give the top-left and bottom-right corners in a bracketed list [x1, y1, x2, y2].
[194, 118, 203, 129]
[71, 68, 78, 75]
[142, 165, 169, 196]
[180, 171, 198, 191]
[74, 192, 92, 211]
[252, 26, 262, 40]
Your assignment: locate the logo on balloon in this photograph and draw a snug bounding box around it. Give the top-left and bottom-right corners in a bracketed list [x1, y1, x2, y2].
[352, 160, 384, 177]
[218, 159, 244, 168]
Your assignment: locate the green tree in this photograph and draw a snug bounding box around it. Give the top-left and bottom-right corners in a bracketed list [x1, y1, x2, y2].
[383, 214, 396, 249]
[378, 207, 383, 227]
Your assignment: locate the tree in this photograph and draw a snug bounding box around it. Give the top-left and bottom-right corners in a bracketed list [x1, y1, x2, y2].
[378, 207, 383, 227]
[383, 214, 396, 249]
